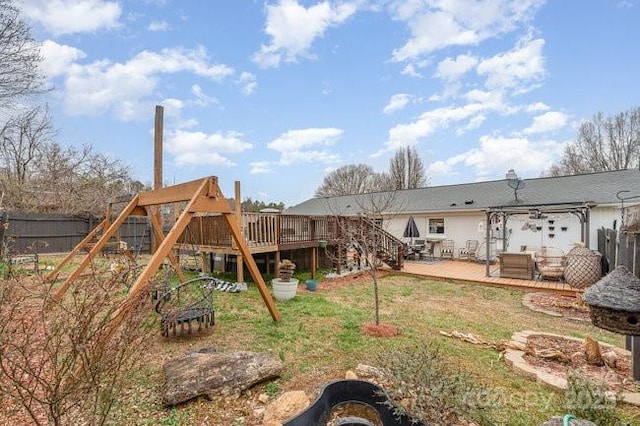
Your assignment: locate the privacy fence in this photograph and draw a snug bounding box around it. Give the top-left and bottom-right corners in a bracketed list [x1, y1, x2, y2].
[598, 227, 640, 275]
[1, 211, 151, 255]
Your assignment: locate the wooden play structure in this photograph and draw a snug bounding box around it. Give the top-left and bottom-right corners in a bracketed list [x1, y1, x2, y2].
[47, 176, 281, 334]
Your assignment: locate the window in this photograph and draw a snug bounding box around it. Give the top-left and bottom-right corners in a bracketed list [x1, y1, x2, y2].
[429, 218, 444, 234]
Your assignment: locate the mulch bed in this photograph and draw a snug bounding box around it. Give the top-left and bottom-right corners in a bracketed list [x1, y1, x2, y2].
[523, 334, 638, 393]
[525, 292, 591, 322]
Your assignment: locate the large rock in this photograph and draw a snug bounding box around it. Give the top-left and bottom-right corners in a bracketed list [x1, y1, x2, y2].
[263, 391, 310, 425]
[163, 350, 284, 406]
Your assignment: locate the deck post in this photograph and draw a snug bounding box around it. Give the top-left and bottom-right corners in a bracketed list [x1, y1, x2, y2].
[485, 212, 491, 277]
[311, 246, 317, 279]
[235, 181, 244, 283]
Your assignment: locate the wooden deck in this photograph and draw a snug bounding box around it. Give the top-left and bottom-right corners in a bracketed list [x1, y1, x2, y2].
[400, 259, 578, 296]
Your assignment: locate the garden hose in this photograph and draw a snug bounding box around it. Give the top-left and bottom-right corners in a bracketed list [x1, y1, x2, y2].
[563, 414, 577, 426]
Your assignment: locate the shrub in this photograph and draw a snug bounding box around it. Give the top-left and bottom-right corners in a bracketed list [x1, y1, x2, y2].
[564, 369, 629, 426]
[375, 343, 495, 425]
[0, 271, 155, 425]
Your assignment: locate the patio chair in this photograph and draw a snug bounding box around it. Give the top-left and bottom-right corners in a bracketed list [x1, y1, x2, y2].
[458, 239, 479, 261]
[419, 242, 434, 260]
[535, 247, 566, 281]
[155, 276, 215, 337]
[440, 239, 454, 259]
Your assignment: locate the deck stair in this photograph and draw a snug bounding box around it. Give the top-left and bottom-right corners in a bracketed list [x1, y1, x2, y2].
[359, 217, 405, 270]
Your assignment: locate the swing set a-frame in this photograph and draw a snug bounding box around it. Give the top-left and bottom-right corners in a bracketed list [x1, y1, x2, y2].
[47, 176, 281, 328]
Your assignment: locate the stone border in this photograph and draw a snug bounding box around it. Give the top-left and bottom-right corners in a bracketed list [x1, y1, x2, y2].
[522, 293, 590, 322]
[504, 330, 640, 406]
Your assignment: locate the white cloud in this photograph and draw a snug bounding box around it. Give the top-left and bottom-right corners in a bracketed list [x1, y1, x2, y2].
[389, 0, 545, 62]
[477, 35, 546, 91]
[250, 161, 272, 174]
[166, 129, 253, 167]
[268, 127, 342, 165]
[58, 47, 233, 120]
[148, 20, 169, 32]
[435, 54, 478, 81]
[237, 72, 258, 96]
[39, 40, 86, 79]
[252, 0, 358, 68]
[525, 102, 550, 113]
[434, 134, 564, 180]
[523, 111, 569, 134]
[191, 84, 218, 106]
[383, 93, 412, 114]
[386, 103, 488, 149]
[22, 0, 121, 35]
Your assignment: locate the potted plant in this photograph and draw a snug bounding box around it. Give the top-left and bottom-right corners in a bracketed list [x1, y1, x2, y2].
[272, 259, 299, 301]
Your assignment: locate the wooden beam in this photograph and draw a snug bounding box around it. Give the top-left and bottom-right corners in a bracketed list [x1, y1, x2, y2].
[224, 212, 280, 322]
[52, 196, 140, 302]
[45, 219, 106, 282]
[235, 181, 244, 284]
[190, 197, 232, 213]
[311, 246, 317, 280]
[138, 177, 217, 206]
[154, 105, 163, 191]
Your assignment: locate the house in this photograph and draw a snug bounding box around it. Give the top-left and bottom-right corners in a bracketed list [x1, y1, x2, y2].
[285, 169, 640, 259]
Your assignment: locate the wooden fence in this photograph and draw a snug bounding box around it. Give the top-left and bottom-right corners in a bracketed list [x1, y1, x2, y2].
[598, 227, 640, 274]
[3, 211, 150, 255]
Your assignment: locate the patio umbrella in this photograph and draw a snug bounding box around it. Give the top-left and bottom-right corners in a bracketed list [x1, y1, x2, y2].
[403, 216, 420, 245]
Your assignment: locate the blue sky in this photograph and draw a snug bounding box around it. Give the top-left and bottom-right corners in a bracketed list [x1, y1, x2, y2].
[20, 0, 640, 206]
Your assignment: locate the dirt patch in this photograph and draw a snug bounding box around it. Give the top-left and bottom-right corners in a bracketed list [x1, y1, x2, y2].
[524, 292, 591, 322]
[525, 334, 637, 393]
[318, 270, 389, 291]
[362, 322, 402, 338]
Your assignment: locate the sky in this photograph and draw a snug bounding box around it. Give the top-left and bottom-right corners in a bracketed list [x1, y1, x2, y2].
[18, 0, 640, 207]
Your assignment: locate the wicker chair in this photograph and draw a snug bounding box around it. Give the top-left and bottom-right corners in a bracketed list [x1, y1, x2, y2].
[440, 239, 455, 259]
[458, 239, 479, 261]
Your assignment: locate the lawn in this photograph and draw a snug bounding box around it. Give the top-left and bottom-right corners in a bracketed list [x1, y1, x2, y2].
[4, 259, 640, 425]
[107, 271, 639, 425]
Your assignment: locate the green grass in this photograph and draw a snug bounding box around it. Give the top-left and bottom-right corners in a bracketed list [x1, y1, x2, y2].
[19, 262, 639, 425]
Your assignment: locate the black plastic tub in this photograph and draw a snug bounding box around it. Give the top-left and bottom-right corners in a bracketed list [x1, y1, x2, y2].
[283, 379, 426, 426]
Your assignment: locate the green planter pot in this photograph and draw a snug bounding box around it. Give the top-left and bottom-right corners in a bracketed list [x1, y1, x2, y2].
[305, 279, 317, 291]
[318, 240, 327, 248]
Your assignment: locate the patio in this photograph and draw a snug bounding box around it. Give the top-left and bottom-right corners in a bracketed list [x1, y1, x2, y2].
[400, 258, 577, 296]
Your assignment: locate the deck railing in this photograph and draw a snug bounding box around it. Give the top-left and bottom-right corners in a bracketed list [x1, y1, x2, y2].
[177, 213, 404, 269]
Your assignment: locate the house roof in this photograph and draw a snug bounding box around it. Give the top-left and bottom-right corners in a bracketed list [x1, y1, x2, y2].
[285, 169, 640, 216]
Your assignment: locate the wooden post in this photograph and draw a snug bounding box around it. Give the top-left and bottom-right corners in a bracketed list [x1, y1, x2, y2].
[153, 105, 164, 253]
[223, 213, 280, 321]
[235, 181, 244, 283]
[311, 246, 317, 279]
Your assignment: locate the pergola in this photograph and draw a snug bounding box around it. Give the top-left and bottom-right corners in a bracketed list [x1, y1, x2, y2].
[484, 202, 595, 277]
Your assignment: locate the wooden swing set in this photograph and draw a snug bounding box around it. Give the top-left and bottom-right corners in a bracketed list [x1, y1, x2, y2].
[46, 176, 281, 337]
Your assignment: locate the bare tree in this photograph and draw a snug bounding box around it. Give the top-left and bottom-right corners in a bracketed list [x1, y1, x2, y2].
[327, 191, 403, 326]
[315, 164, 384, 197]
[0, 0, 47, 105]
[388, 146, 428, 189]
[0, 105, 54, 184]
[30, 143, 133, 216]
[548, 107, 640, 176]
